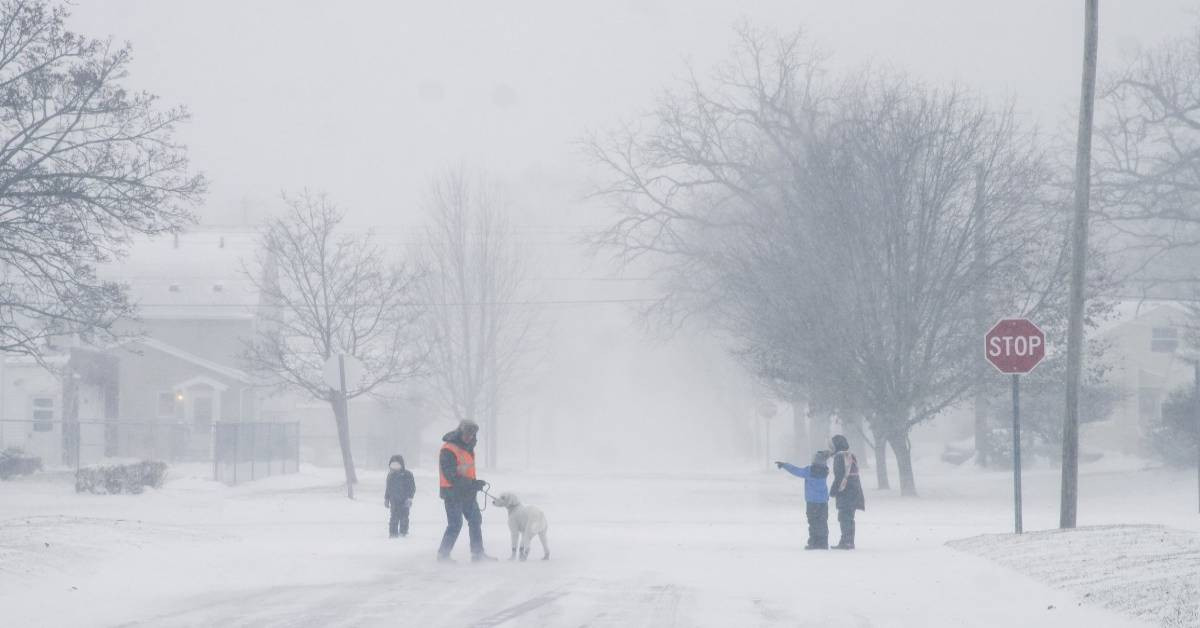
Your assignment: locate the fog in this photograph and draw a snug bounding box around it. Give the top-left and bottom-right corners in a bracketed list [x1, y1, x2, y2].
[3, 3, 1200, 626]
[65, 0, 1191, 220]
[54, 1, 1193, 471]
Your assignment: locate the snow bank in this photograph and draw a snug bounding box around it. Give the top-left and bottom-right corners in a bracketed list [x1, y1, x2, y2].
[949, 525, 1200, 627]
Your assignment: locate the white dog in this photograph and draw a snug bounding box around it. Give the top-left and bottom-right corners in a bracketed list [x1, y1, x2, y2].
[491, 492, 550, 561]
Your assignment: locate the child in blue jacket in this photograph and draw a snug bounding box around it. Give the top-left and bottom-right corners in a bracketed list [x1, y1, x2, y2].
[775, 450, 831, 550]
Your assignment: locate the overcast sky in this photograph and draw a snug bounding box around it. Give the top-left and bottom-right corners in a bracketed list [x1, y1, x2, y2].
[68, 1, 1195, 228]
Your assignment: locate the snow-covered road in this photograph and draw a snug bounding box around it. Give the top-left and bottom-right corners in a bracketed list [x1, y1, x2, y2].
[2, 460, 1195, 627]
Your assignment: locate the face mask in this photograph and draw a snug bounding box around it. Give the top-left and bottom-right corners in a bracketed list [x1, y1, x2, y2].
[389, 462, 401, 470]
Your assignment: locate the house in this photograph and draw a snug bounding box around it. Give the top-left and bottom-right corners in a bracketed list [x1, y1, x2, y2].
[0, 354, 69, 464]
[0, 229, 263, 466]
[0, 227, 432, 470]
[1084, 300, 1195, 454]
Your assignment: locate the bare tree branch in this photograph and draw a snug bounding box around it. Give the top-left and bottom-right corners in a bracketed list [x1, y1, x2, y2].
[242, 191, 428, 494]
[0, 0, 205, 362]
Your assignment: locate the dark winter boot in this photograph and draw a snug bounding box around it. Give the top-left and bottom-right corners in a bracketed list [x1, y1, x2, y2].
[834, 508, 855, 549]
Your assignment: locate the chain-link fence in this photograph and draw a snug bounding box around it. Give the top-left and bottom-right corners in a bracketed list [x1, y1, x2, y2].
[0, 419, 299, 485]
[213, 422, 300, 485]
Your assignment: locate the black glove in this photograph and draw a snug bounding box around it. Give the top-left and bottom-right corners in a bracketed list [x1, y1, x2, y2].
[774, 461, 785, 469]
[473, 479, 487, 491]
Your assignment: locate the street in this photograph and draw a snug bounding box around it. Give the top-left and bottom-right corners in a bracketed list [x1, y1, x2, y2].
[4, 460, 1193, 627]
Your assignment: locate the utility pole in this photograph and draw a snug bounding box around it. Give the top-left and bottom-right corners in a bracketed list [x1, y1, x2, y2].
[972, 165, 990, 467]
[1061, 0, 1100, 530]
[486, 349, 498, 470]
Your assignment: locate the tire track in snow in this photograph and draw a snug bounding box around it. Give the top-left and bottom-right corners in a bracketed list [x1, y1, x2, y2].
[468, 589, 567, 627]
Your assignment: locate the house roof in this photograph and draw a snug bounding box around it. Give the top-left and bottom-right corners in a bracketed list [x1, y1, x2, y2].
[100, 229, 261, 320]
[123, 337, 253, 384]
[1095, 299, 1192, 339]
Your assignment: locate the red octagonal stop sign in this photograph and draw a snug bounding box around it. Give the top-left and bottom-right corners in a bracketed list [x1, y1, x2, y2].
[985, 319, 1046, 374]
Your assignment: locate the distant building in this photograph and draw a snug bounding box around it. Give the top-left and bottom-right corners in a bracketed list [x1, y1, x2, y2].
[1085, 300, 1194, 454]
[0, 228, 429, 470]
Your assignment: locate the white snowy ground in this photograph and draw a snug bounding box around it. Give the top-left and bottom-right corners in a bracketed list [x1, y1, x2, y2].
[1, 456, 1197, 628]
[950, 525, 1200, 627]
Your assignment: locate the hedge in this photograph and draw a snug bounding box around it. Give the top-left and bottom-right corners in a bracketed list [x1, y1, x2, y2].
[75, 460, 168, 495]
[0, 448, 42, 480]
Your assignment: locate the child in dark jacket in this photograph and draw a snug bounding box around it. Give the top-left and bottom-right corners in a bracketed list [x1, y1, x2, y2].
[776, 450, 832, 550]
[829, 434, 865, 550]
[385, 454, 416, 538]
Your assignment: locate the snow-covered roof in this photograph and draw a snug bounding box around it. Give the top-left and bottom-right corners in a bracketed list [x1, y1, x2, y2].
[100, 229, 261, 320]
[1093, 299, 1191, 339]
[123, 337, 252, 383]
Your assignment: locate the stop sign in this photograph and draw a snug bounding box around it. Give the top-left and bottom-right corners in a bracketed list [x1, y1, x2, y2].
[985, 319, 1046, 374]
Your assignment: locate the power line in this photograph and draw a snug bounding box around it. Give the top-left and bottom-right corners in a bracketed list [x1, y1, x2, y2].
[118, 297, 660, 308]
[109, 275, 655, 282]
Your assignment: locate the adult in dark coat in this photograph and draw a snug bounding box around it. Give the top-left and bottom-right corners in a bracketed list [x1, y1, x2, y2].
[384, 454, 416, 537]
[829, 434, 865, 549]
[436, 420, 496, 562]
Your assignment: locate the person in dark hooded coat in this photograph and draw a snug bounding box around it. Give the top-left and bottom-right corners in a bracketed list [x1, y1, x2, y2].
[829, 434, 865, 549]
[385, 454, 416, 537]
[436, 420, 497, 562]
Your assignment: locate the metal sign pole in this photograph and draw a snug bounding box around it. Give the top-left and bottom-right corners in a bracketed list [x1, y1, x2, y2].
[1194, 360, 1199, 515]
[1012, 373, 1023, 534]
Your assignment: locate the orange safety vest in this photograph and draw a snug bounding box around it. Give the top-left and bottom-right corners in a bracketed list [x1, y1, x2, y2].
[439, 442, 476, 488]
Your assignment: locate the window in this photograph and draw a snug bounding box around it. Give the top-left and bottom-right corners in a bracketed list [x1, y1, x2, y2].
[168, 284, 181, 293]
[31, 396, 54, 432]
[157, 392, 180, 419]
[1151, 326, 1179, 353]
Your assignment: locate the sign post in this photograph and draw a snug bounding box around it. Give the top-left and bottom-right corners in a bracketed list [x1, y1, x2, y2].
[758, 400, 777, 471]
[1192, 358, 1200, 515]
[985, 319, 1046, 534]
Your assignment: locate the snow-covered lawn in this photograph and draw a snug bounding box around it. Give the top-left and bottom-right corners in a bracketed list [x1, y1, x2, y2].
[950, 525, 1200, 627]
[1, 458, 1196, 627]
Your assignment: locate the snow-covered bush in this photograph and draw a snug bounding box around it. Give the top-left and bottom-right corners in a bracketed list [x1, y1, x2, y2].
[75, 461, 168, 494]
[0, 447, 42, 479]
[1147, 388, 1200, 467]
[979, 352, 1123, 466]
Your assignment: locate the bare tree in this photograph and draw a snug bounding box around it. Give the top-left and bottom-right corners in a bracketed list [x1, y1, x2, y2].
[421, 167, 532, 469]
[0, 0, 204, 359]
[244, 193, 427, 498]
[1092, 20, 1200, 284]
[586, 25, 1061, 495]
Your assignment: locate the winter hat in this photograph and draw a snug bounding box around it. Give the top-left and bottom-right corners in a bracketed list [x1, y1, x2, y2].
[831, 434, 850, 452]
[388, 454, 405, 469]
[458, 420, 480, 435]
[812, 450, 831, 466]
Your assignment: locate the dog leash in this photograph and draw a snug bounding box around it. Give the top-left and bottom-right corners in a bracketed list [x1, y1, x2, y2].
[477, 481, 495, 512]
